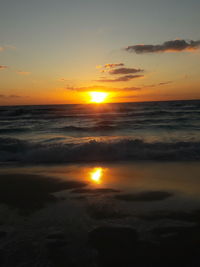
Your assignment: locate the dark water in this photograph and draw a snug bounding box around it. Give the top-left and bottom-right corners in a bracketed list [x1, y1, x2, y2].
[0, 99, 200, 163]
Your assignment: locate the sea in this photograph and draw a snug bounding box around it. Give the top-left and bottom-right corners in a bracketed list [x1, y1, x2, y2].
[0, 99, 200, 164]
[0, 99, 200, 267]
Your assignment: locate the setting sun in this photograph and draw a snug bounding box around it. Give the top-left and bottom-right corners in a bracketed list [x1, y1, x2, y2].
[89, 92, 108, 103]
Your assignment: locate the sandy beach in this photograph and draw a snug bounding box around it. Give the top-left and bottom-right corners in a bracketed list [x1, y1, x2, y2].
[0, 162, 200, 266]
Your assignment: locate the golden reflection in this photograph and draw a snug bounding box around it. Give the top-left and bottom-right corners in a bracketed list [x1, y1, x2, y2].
[90, 167, 103, 184]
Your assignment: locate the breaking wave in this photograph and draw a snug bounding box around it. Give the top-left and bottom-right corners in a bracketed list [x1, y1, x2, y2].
[0, 137, 200, 164]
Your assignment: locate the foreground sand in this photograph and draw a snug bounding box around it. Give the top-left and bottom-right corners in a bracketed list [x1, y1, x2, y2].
[0, 162, 200, 266]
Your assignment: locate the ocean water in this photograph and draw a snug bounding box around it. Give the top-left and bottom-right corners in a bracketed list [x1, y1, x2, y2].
[0, 99, 200, 164]
[1, 100, 200, 267]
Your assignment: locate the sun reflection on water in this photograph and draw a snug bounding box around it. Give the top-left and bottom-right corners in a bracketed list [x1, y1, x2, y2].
[90, 167, 103, 184]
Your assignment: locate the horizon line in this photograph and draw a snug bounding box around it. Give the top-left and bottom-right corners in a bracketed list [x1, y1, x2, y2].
[0, 98, 200, 108]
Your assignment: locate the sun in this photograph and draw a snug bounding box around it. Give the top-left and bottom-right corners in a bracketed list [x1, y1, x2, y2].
[89, 92, 108, 103]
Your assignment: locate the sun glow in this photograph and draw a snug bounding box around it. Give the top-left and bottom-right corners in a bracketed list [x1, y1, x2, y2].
[90, 167, 103, 184]
[89, 92, 108, 103]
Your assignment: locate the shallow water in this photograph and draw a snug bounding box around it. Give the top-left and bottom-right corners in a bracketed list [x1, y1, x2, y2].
[1, 161, 200, 214]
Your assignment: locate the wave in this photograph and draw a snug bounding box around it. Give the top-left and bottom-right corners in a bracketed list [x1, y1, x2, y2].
[0, 137, 200, 164]
[57, 118, 200, 132]
[0, 128, 31, 134]
[0, 101, 199, 121]
[60, 125, 118, 132]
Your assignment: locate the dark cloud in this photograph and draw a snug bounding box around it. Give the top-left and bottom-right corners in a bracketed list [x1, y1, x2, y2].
[125, 39, 200, 53]
[109, 67, 143, 75]
[0, 65, 8, 70]
[97, 74, 144, 82]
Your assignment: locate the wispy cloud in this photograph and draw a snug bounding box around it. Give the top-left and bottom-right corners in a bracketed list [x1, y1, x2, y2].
[0, 65, 8, 70]
[65, 85, 141, 92]
[5, 45, 16, 50]
[104, 63, 124, 68]
[96, 74, 144, 82]
[65, 80, 172, 92]
[65, 85, 107, 92]
[96, 65, 103, 69]
[59, 78, 69, 82]
[0, 45, 16, 52]
[17, 71, 31, 75]
[111, 95, 139, 100]
[142, 81, 173, 88]
[96, 63, 124, 70]
[116, 86, 141, 91]
[125, 39, 200, 53]
[9, 94, 21, 98]
[0, 94, 21, 98]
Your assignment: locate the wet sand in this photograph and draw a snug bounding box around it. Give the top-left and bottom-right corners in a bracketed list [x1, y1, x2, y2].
[0, 162, 200, 266]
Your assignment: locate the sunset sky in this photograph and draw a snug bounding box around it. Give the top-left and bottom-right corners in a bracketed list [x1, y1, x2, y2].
[0, 0, 200, 105]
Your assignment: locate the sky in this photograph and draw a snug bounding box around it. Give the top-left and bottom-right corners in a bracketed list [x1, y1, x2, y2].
[0, 0, 200, 105]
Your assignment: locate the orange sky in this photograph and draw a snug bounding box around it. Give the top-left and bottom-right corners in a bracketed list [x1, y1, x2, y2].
[0, 1, 200, 105]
